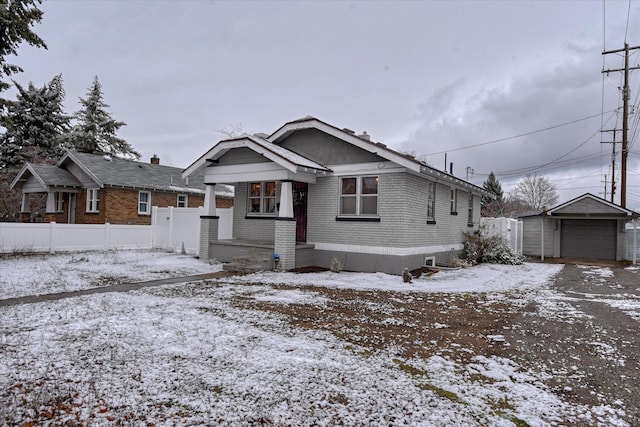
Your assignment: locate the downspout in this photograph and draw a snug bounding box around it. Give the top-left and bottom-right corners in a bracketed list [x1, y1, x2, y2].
[634, 218, 637, 266]
[541, 214, 545, 261]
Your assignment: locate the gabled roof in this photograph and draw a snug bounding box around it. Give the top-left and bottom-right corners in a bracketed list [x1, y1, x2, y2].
[520, 193, 639, 218]
[184, 116, 488, 195]
[60, 151, 206, 194]
[11, 163, 82, 190]
[182, 133, 331, 178]
[268, 116, 487, 194]
[547, 193, 638, 217]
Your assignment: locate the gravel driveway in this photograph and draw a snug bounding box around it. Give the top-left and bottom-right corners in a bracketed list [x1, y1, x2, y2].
[508, 262, 640, 423]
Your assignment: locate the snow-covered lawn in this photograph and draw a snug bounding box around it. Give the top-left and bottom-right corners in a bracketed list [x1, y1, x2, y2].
[0, 251, 630, 425]
[0, 250, 221, 299]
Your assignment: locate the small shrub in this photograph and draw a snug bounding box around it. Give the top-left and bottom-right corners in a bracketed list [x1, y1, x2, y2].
[460, 226, 524, 265]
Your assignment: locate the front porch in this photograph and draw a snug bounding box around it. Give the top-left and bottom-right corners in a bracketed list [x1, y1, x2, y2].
[209, 239, 316, 273]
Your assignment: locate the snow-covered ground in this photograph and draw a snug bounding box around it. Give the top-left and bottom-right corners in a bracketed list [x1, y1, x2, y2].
[0, 251, 630, 425]
[0, 250, 221, 299]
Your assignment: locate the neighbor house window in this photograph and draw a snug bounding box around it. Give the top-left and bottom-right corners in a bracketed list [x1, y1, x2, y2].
[138, 191, 151, 215]
[177, 194, 188, 208]
[427, 181, 436, 221]
[339, 176, 379, 216]
[54, 192, 64, 213]
[248, 181, 276, 215]
[450, 188, 458, 214]
[468, 193, 474, 225]
[86, 189, 99, 213]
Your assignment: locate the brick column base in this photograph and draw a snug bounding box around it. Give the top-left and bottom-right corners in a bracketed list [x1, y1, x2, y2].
[275, 218, 296, 271]
[199, 216, 219, 260]
[18, 212, 31, 223]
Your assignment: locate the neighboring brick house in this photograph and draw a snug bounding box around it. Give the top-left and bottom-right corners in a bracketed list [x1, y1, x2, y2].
[11, 151, 233, 225]
[183, 116, 489, 274]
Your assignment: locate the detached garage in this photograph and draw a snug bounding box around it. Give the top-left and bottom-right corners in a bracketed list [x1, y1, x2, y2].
[521, 193, 639, 262]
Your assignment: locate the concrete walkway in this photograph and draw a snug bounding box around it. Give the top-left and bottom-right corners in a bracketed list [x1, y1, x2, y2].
[0, 270, 236, 307]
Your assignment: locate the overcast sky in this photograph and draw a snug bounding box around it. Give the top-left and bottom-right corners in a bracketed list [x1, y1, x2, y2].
[9, 0, 640, 207]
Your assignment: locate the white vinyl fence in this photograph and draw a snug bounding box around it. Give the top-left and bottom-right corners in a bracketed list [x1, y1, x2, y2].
[152, 207, 233, 253]
[480, 217, 523, 254]
[0, 207, 233, 255]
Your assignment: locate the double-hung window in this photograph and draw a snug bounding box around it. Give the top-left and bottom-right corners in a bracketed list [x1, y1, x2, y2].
[248, 181, 276, 215]
[86, 189, 99, 213]
[54, 192, 64, 213]
[177, 194, 188, 208]
[339, 176, 379, 217]
[426, 181, 436, 222]
[138, 191, 151, 215]
[467, 193, 474, 225]
[450, 188, 458, 214]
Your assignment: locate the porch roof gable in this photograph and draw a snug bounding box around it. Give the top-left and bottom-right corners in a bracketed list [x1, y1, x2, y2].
[182, 134, 331, 179]
[11, 163, 83, 191]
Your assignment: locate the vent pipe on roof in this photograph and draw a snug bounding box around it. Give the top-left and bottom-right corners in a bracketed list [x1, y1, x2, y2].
[359, 131, 371, 141]
[449, 162, 453, 175]
[151, 154, 160, 165]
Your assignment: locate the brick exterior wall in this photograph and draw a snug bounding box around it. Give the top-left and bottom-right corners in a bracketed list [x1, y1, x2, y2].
[18, 189, 233, 225]
[63, 188, 223, 225]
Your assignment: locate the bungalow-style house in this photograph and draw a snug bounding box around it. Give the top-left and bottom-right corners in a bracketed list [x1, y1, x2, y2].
[11, 151, 233, 225]
[183, 116, 488, 274]
[520, 193, 639, 261]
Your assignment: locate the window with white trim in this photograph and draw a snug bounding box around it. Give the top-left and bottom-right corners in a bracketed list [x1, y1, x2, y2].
[248, 181, 276, 215]
[467, 193, 474, 225]
[177, 194, 188, 208]
[450, 188, 458, 214]
[138, 191, 151, 215]
[54, 192, 64, 213]
[339, 176, 379, 216]
[86, 189, 99, 213]
[427, 181, 436, 220]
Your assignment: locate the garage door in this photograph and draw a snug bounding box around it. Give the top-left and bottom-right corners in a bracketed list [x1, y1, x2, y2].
[560, 219, 617, 260]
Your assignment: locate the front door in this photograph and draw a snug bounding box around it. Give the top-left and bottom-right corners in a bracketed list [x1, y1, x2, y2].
[68, 193, 76, 224]
[293, 182, 308, 242]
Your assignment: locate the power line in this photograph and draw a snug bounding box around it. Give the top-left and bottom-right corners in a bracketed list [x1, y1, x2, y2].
[422, 111, 615, 157]
[474, 112, 615, 177]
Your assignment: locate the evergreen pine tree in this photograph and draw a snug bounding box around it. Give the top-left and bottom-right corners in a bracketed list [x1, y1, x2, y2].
[0, 0, 47, 112]
[69, 76, 140, 159]
[0, 74, 71, 170]
[481, 171, 504, 216]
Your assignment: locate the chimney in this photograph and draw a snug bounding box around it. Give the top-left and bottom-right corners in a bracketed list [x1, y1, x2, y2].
[359, 131, 371, 141]
[151, 154, 160, 165]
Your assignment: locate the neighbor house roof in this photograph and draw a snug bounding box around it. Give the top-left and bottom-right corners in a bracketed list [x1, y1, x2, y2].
[11, 163, 83, 191]
[12, 151, 234, 198]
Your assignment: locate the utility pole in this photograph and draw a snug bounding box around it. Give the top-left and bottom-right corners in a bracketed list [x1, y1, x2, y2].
[603, 174, 608, 200]
[601, 128, 618, 203]
[602, 43, 640, 207]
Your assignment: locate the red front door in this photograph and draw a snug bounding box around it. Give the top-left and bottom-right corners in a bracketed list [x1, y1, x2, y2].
[293, 182, 308, 242]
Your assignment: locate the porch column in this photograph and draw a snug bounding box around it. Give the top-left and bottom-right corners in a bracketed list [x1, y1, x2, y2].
[21, 193, 29, 212]
[19, 194, 31, 222]
[275, 180, 296, 270]
[199, 184, 219, 260]
[45, 192, 56, 212]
